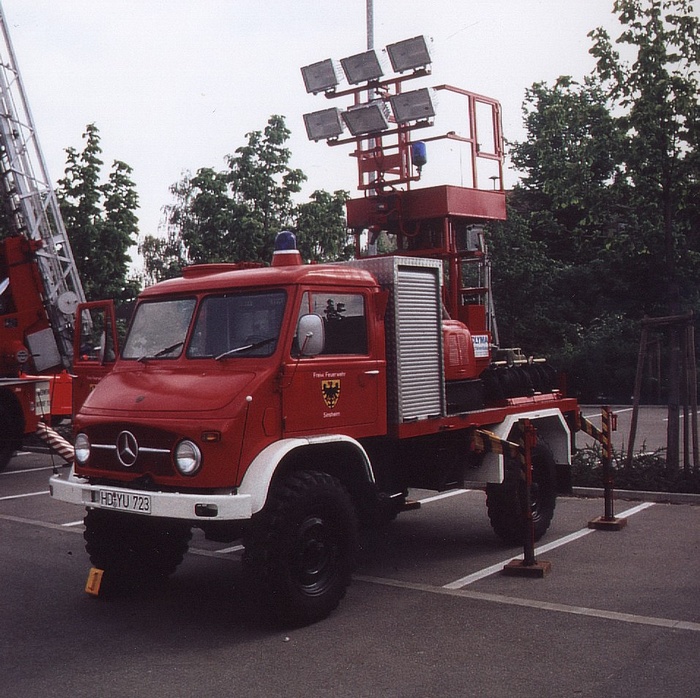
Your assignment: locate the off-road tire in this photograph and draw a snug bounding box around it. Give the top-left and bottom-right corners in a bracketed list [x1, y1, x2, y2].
[84, 508, 192, 593]
[243, 470, 358, 626]
[486, 441, 558, 545]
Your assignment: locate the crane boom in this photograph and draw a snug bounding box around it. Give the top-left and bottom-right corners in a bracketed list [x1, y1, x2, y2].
[0, 2, 85, 367]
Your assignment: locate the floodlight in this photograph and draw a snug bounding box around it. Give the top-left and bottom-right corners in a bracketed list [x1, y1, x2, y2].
[389, 88, 435, 124]
[386, 35, 432, 73]
[340, 49, 384, 84]
[341, 102, 390, 136]
[301, 59, 339, 94]
[303, 108, 344, 141]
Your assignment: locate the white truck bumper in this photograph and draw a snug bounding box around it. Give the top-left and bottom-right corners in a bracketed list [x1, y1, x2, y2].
[49, 468, 253, 521]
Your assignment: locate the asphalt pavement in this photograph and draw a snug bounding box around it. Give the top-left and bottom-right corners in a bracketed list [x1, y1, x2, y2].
[1, 420, 699, 698]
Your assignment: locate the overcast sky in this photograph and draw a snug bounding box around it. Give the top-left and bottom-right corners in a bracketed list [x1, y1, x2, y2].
[1, 0, 622, 244]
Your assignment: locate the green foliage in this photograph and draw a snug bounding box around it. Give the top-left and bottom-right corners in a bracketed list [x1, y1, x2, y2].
[490, 0, 699, 402]
[138, 226, 187, 286]
[550, 313, 640, 403]
[589, 0, 700, 313]
[57, 124, 140, 303]
[141, 115, 351, 283]
[511, 76, 625, 254]
[572, 445, 700, 493]
[296, 189, 352, 262]
[178, 167, 254, 263]
[487, 198, 565, 350]
[226, 115, 306, 231]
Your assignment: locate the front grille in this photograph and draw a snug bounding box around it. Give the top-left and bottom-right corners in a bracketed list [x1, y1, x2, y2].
[86, 424, 176, 475]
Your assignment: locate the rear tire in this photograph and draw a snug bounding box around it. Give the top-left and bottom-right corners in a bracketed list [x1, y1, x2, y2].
[486, 441, 557, 545]
[243, 470, 358, 626]
[83, 508, 191, 593]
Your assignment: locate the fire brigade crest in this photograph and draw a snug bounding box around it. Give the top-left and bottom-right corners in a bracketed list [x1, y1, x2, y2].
[321, 379, 341, 409]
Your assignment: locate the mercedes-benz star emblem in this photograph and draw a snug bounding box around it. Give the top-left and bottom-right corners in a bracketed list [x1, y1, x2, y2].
[116, 431, 139, 467]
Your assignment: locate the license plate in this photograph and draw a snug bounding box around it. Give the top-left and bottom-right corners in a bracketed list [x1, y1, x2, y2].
[95, 489, 152, 514]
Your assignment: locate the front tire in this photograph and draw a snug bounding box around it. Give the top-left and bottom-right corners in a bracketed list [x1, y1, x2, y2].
[243, 470, 358, 625]
[486, 441, 558, 545]
[83, 508, 192, 592]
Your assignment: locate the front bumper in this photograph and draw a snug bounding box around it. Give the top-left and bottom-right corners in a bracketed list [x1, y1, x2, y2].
[49, 467, 253, 521]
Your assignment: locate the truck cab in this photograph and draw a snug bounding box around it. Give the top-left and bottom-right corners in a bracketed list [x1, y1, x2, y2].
[55, 242, 389, 524]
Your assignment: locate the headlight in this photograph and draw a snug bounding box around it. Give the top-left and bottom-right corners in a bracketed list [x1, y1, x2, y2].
[74, 432, 91, 465]
[174, 440, 202, 476]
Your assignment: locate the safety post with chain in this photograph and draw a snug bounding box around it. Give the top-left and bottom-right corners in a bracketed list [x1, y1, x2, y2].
[578, 407, 627, 531]
[502, 419, 552, 577]
[472, 421, 552, 578]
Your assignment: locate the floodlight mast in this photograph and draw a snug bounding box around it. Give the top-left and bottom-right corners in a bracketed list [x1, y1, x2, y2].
[321, 69, 435, 191]
[300, 36, 507, 333]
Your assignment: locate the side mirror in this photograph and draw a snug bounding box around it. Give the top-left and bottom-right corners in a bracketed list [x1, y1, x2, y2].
[297, 314, 324, 356]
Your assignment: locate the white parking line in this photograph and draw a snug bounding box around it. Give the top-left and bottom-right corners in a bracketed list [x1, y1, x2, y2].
[443, 530, 593, 589]
[353, 574, 700, 633]
[215, 544, 245, 554]
[583, 407, 634, 417]
[443, 501, 655, 589]
[189, 543, 244, 558]
[0, 490, 49, 501]
[0, 512, 83, 533]
[416, 489, 470, 505]
[0, 465, 58, 476]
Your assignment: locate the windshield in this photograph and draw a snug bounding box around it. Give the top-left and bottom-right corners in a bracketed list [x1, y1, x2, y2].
[122, 298, 196, 360]
[187, 290, 286, 359]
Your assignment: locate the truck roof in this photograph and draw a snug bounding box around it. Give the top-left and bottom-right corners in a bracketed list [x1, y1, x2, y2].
[139, 261, 379, 298]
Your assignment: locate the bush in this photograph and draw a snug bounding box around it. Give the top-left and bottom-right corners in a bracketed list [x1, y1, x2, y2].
[571, 445, 700, 494]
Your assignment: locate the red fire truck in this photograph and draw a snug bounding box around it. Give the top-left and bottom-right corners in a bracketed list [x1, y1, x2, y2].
[51, 232, 577, 622]
[50, 38, 579, 623]
[0, 6, 85, 471]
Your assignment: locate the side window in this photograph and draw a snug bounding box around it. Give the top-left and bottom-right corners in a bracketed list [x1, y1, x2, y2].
[295, 291, 368, 356]
[77, 305, 116, 364]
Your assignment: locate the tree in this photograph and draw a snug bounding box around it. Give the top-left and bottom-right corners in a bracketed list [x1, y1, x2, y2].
[590, 0, 700, 469]
[57, 124, 140, 302]
[296, 189, 352, 262]
[141, 115, 351, 282]
[509, 77, 626, 265]
[489, 0, 699, 406]
[505, 77, 623, 246]
[589, 0, 700, 316]
[226, 114, 306, 255]
[139, 174, 192, 285]
[178, 167, 252, 264]
[490, 77, 635, 400]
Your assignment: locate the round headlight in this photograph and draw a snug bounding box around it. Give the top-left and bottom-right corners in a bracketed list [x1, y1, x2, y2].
[174, 440, 202, 476]
[74, 432, 91, 465]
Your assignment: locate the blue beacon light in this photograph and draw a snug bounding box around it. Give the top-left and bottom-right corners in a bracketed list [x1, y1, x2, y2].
[272, 231, 302, 266]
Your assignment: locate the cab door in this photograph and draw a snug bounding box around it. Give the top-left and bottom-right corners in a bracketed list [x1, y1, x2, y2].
[72, 301, 119, 413]
[281, 289, 385, 438]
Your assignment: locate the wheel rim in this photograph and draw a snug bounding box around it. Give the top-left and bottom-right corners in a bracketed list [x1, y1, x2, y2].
[291, 515, 340, 596]
[529, 481, 544, 526]
[527, 465, 554, 526]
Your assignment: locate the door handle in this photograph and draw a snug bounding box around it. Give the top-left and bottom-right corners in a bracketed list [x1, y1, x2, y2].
[364, 370, 380, 375]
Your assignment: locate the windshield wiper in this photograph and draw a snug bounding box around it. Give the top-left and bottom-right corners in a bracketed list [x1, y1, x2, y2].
[138, 341, 184, 362]
[215, 337, 276, 360]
